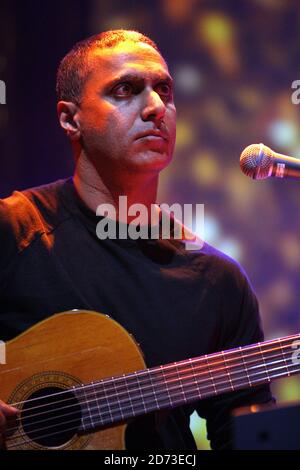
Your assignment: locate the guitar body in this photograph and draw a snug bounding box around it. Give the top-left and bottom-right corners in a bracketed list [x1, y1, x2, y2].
[2, 309, 299, 450]
[1, 310, 146, 450]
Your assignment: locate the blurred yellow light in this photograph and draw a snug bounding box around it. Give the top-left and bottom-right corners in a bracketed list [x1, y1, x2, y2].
[175, 119, 195, 150]
[191, 150, 220, 186]
[195, 13, 240, 76]
[274, 377, 300, 402]
[196, 13, 235, 45]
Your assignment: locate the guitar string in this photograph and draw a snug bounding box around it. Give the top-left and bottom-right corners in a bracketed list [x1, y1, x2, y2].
[6, 345, 290, 424]
[6, 363, 298, 450]
[4, 338, 294, 430]
[5, 349, 299, 445]
[4, 350, 290, 436]
[7, 363, 290, 450]
[5, 339, 298, 429]
[7, 335, 298, 414]
[6, 358, 299, 448]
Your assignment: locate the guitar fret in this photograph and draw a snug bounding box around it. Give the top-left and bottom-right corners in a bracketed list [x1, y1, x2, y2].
[101, 380, 114, 423]
[222, 352, 234, 391]
[91, 381, 102, 426]
[123, 374, 136, 417]
[174, 362, 187, 403]
[134, 371, 148, 414]
[160, 365, 173, 406]
[278, 338, 291, 377]
[189, 358, 202, 399]
[258, 342, 270, 382]
[239, 346, 252, 387]
[81, 384, 94, 430]
[112, 378, 124, 420]
[148, 370, 160, 409]
[205, 355, 218, 395]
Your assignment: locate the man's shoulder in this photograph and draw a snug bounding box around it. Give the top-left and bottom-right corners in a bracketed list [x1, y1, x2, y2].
[1, 178, 68, 219]
[20, 178, 69, 212]
[200, 241, 244, 271]
[167, 210, 246, 283]
[0, 178, 69, 251]
[187, 241, 249, 288]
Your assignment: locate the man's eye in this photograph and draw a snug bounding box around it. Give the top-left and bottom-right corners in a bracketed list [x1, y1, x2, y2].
[156, 83, 172, 97]
[113, 83, 133, 97]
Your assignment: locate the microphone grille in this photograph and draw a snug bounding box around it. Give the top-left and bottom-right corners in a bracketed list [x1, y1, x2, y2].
[240, 143, 274, 180]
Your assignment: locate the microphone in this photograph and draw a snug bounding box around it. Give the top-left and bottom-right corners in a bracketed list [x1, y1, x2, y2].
[240, 143, 300, 180]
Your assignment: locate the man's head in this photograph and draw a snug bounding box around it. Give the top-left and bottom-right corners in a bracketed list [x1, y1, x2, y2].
[56, 30, 176, 176]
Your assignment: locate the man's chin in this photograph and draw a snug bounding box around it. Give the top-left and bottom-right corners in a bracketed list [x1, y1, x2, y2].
[129, 150, 173, 172]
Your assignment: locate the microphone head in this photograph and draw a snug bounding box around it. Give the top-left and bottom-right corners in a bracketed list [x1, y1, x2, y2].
[240, 143, 274, 180]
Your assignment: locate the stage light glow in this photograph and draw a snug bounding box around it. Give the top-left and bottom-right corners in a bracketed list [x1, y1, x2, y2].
[190, 150, 220, 186]
[268, 119, 298, 148]
[174, 64, 203, 94]
[218, 238, 242, 261]
[202, 213, 221, 246]
[175, 118, 195, 150]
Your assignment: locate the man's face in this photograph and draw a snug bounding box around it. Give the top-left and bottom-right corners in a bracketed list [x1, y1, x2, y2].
[76, 41, 176, 175]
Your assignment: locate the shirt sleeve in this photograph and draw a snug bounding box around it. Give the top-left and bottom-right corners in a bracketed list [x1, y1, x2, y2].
[0, 198, 19, 285]
[195, 262, 275, 450]
[0, 191, 44, 285]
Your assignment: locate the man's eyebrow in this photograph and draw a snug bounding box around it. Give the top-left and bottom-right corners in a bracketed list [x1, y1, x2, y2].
[105, 72, 173, 89]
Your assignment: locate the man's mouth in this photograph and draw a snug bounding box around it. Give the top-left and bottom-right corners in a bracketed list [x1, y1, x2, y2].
[135, 130, 169, 142]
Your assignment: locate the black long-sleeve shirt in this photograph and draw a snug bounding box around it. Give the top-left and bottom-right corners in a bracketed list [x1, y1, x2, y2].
[0, 178, 274, 449]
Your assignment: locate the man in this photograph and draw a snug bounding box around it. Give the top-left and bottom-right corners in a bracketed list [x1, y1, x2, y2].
[0, 29, 273, 449]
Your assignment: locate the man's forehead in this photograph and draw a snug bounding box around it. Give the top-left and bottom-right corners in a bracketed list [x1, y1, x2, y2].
[88, 42, 170, 78]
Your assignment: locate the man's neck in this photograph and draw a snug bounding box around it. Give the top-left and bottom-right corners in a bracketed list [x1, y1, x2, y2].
[73, 155, 159, 225]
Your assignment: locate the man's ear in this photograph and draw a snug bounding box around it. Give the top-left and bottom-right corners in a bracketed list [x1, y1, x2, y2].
[57, 101, 81, 140]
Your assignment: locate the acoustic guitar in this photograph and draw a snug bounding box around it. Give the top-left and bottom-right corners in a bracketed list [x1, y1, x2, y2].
[1, 310, 300, 450]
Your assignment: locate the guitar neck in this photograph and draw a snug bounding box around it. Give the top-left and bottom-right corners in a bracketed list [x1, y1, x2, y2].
[77, 333, 300, 432]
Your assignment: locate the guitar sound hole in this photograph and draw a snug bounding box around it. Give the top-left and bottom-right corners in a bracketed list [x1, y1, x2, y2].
[21, 387, 82, 448]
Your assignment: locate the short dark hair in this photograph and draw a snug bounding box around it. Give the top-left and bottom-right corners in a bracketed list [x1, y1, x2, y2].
[56, 29, 159, 105]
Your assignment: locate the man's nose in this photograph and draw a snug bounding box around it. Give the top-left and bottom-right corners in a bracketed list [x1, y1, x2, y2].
[141, 89, 166, 124]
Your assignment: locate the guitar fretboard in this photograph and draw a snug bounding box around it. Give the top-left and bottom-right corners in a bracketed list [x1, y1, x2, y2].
[76, 333, 300, 432]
